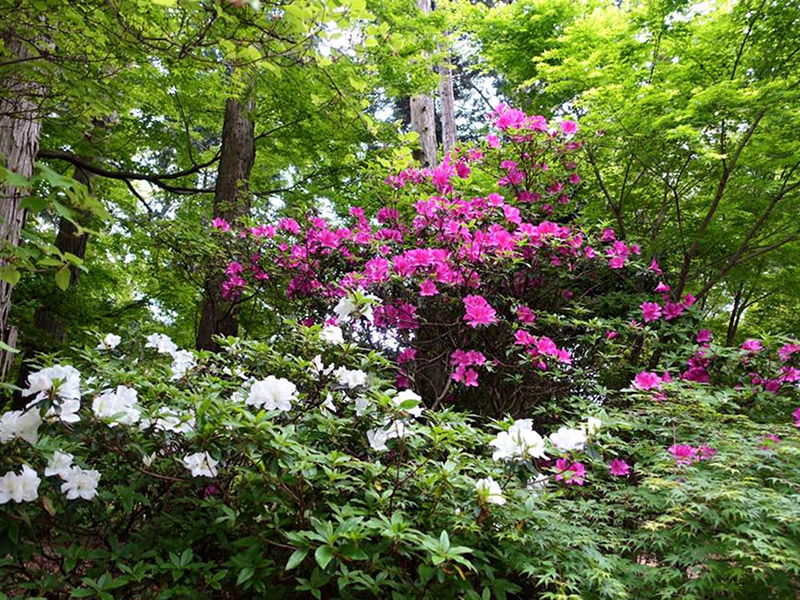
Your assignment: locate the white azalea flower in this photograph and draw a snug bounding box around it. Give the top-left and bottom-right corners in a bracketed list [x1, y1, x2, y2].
[96, 333, 121, 350]
[246, 376, 297, 411]
[45, 397, 81, 424]
[310, 355, 335, 376]
[45, 451, 74, 478]
[0, 465, 40, 504]
[490, 419, 547, 461]
[385, 419, 410, 439]
[321, 393, 337, 414]
[391, 390, 423, 419]
[586, 416, 602, 436]
[145, 333, 178, 355]
[319, 325, 345, 345]
[92, 385, 141, 426]
[475, 477, 506, 506]
[0, 409, 42, 445]
[367, 428, 391, 452]
[333, 296, 358, 321]
[169, 350, 196, 381]
[549, 426, 588, 452]
[60, 467, 101, 500]
[354, 396, 372, 417]
[182, 451, 219, 477]
[142, 452, 157, 468]
[334, 366, 367, 389]
[22, 364, 81, 402]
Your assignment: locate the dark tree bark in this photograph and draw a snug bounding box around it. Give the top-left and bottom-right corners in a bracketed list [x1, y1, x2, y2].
[196, 96, 255, 351]
[0, 32, 43, 379]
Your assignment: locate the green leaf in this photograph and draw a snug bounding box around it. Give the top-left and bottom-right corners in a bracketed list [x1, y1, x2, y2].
[0, 340, 19, 354]
[236, 567, 254, 586]
[0, 168, 30, 187]
[55, 266, 71, 290]
[179, 548, 193, 567]
[20, 196, 48, 213]
[439, 530, 450, 553]
[314, 545, 335, 569]
[0, 266, 20, 286]
[285, 549, 308, 570]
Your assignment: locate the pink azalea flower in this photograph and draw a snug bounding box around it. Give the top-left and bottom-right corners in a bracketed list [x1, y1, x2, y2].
[555, 458, 586, 485]
[211, 217, 231, 232]
[793, 407, 800, 427]
[668, 444, 697, 465]
[397, 348, 417, 364]
[600, 228, 616, 242]
[278, 217, 301, 235]
[517, 305, 536, 324]
[696, 445, 717, 461]
[225, 261, 243, 276]
[654, 282, 670, 293]
[419, 279, 439, 296]
[606, 331, 618, 340]
[250, 224, 275, 238]
[640, 302, 662, 323]
[560, 120, 579, 135]
[633, 371, 662, 391]
[696, 329, 712, 344]
[609, 459, 631, 477]
[778, 343, 800, 361]
[648, 257, 663, 275]
[663, 302, 684, 320]
[463, 295, 497, 328]
[486, 133, 501, 149]
[741, 339, 763, 353]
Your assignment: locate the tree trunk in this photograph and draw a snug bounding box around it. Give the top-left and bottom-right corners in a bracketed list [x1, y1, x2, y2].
[196, 96, 255, 351]
[0, 32, 43, 379]
[409, 0, 437, 168]
[438, 63, 457, 153]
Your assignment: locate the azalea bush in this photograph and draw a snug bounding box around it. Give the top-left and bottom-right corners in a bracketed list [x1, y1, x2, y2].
[211, 105, 702, 417]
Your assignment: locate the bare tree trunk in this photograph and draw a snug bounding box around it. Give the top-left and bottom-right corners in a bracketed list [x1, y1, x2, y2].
[725, 284, 744, 346]
[438, 63, 457, 153]
[409, 0, 437, 168]
[0, 32, 43, 379]
[196, 96, 255, 351]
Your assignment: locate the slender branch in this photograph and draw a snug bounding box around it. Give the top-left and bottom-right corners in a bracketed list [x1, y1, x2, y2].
[38, 149, 217, 194]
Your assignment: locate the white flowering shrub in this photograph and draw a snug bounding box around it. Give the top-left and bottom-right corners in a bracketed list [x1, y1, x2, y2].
[2, 326, 800, 599]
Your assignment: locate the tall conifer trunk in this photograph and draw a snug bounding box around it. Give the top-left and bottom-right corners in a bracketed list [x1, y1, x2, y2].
[409, 0, 437, 168]
[196, 95, 255, 351]
[438, 63, 457, 152]
[0, 32, 43, 379]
